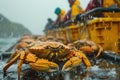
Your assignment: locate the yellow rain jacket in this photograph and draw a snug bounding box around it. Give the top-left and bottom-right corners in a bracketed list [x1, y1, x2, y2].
[59, 9, 66, 22]
[71, 0, 84, 20]
[103, 0, 116, 8]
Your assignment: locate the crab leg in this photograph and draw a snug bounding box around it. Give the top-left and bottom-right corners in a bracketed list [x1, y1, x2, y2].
[29, 59, 59, 72]
[7, 51, 19, 63]
[95, 45, 103, 58]
[82, 52, 91, 69]
[3, 51, 26, 80]
[25, 52, 59, 72]
[62, 50, 91, 72]
[17, 51, 26, 80]
[3, 53, 20, 77]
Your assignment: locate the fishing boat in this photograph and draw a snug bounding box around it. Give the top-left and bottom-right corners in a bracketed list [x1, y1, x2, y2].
[44, 0, 120, 58]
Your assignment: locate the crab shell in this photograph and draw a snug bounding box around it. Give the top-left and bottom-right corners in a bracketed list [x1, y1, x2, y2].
[28, 41, 71, 60]
[73, 40, 103, 58]
[15, 38, 35, 50]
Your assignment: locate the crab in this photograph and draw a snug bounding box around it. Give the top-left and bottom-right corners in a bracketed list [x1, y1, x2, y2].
[73, 39, 103, 58]
[6, 38, 35, 63]
[3, 41, 91, 80]
[15, 38, 35, 50]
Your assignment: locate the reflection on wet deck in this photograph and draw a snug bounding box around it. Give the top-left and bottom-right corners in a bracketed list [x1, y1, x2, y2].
[1, 59, 120, 80]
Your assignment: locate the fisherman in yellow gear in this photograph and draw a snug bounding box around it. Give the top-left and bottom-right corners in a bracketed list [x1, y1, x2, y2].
[104, 0, 117, 8]
[54, 7, 66, 27]
[68, 0, 84, 20]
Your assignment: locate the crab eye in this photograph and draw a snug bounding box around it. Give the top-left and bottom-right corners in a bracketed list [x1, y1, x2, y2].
[26, 41, 32, 44]
[45, 46, 51, 49]
[59, 45, 64, 49]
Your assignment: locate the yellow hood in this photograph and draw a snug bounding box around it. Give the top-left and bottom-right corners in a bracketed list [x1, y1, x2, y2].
[73, 0, 80, 5]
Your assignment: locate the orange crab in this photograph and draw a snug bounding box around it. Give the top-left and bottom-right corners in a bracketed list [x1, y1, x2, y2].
[3, 41, 91, 80]
[6, 38, 35, 63]
[73, 39, 103, 58]
[15, 38, 35, 50]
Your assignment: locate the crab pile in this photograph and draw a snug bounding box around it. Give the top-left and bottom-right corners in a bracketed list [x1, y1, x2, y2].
[2, 35, 120, 80]
[3, 39, 91, 80]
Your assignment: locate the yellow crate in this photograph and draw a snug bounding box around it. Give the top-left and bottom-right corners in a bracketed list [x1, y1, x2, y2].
[87, 18, 120, 53]
[65, 24, 86, 42]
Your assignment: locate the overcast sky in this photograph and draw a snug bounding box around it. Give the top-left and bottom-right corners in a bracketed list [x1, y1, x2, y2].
[0, 0, 89, 35]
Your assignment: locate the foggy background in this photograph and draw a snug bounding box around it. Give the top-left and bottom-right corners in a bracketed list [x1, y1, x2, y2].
[0, 0, 89, 35]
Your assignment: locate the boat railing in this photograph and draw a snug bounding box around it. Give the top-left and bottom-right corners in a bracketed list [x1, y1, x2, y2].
[75, 7, 120, 22]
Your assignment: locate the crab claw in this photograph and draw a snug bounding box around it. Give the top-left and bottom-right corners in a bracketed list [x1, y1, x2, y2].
[80, 46, 93, 53]
[62, 51, 91, 72]
[62, 57, 82, 72]
[29, 59, 59, 72]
